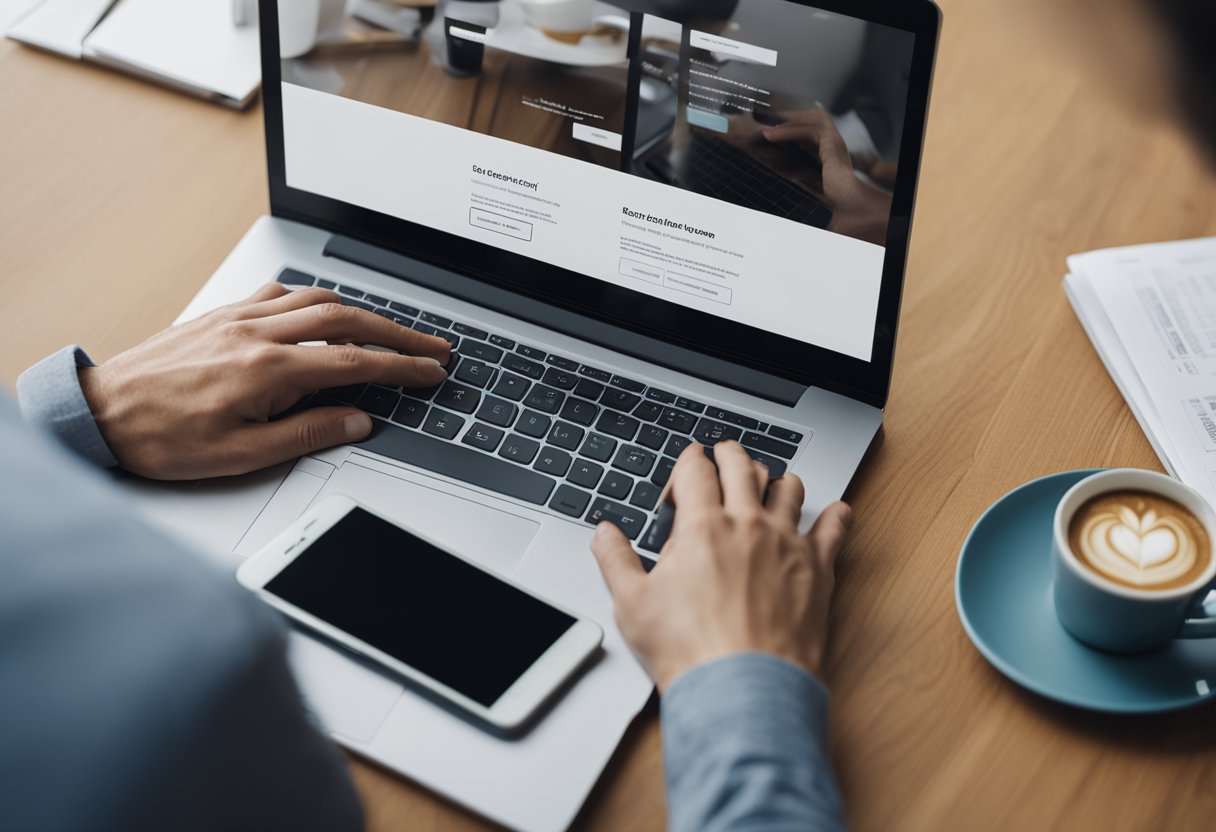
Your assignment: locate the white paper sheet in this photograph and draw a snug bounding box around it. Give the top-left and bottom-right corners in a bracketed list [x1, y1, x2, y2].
[1066, 237, 1216, 508]
[0, 0, 45, 34]
[5, 0, 115, 57]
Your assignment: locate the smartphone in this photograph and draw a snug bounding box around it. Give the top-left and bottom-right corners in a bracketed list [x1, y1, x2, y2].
[237, 496, 603, 735]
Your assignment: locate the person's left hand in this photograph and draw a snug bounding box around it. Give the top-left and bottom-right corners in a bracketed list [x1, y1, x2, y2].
[79, 283, 451, 480]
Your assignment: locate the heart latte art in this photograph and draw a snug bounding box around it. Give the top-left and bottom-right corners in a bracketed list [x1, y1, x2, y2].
[1068, 490, 1212, 591]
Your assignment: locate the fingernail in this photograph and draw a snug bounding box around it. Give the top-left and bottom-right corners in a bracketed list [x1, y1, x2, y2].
[343, 412, 372, 440]
[592, 522, 608, 542]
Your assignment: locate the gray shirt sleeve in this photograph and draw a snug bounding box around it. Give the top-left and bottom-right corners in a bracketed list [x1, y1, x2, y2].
[15, 344, 117, 468]
[0, 392, 362, 832]
[661, 652, 848, 832]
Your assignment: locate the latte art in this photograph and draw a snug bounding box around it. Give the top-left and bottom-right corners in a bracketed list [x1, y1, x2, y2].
[1068, 490, 1212, 591]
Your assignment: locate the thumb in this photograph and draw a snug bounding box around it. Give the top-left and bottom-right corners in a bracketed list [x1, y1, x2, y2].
[807, 501, 852, 571]
[590, 521, 645, 601]
[240, 407, 372, 469]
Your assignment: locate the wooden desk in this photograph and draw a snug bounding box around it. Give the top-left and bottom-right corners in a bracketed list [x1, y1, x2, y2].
[3, 2, 1215, 829]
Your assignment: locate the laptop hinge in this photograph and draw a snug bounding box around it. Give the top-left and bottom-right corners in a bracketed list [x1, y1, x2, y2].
[323, 234, 808, 407]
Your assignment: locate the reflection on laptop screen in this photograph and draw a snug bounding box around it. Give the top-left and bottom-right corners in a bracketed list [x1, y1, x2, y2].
[280, 0, 916, 363]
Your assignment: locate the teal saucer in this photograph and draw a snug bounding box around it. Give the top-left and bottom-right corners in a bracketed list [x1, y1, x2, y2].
[955, 469, 1216, 713]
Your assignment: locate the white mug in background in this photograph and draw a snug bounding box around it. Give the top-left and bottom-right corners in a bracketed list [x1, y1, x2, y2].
[278, 0, 349, 59]
[1052, 469, 1216, 653]
[517, 0, 596, 41]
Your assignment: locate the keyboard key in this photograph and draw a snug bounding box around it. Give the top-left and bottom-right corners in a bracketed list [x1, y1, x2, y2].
[630, 480, 661, 511]
[598, 470, 634, 500]
[389, 301, 420, 316]
[549, 484, 592, 518]
[435, 331, 460, 350]
[579, 365, 613, 383]
[580, 432, 617, 463]
[341, 298, 376, 312]
[658, 408, 697, 434]
[542, 367, 578, 390]
[596, 411, 640, 441]
[693, 418, 741, 445]
[768, 425, 805, 444]
[743, 447, 788, 480]
[633, 402, 662, 423]
[422, 408, 465, 440]
[455, 360, 496, 389]
[639, 505, 675, 553]
[546, 355, 580, 372]
[584, 498, 647, 540]
[573, 378, 605, 401]
[492, 372, 531, 402]
[652, 456, 676, 486]
[413, 322, 440, 337]
[373, 308, 396, 320]
[317, 278, 336, 290]
[499, 434, 541, 465]
[613, 445, 657, 477]
[461, 341, 504, 364]
[534, 447, 573, 477]
[664, 434, 692, 457]
[706, 407, 760, 430]
[524, 384, 565, 414]
[600, 389, 642, 412]
[568, 458, 604, 489]
[741, 431, 797, 460]
[637, 425, 669, 451]
[516, 410, 552, 438]
[452, 322, 488, 339]
[560, 398, 599, 427]
[675, 397, 705, 413]
[355, 386, 399, 418]
[392, 315, 415, 327]
[391, 397, 428, 429]
[365, 294, 389, 307]
[337, 285, 364, 298]
[477, 396, 518, 428]
[358, 421, 556, 505]
[462, 423, 505, 452]
[489, 334, 515, 350]
[433, 381, 481, 414]
[419, 311, 452, 327]
[645, 388, 676, 404]
[517, 344, 547, 361]
[548, 421, 585, 451]
[503, 354, 544, 380]
[408, 380, 443, 401]
[610, 375, 646, 394]
[276, 268, 314, 286]
[321, 383, 366, 404]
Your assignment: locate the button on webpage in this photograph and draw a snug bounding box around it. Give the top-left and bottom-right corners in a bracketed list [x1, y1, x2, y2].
[664, 271, 733, 304]
[469, 207, 534, 242]
[619, 258, 664, 285]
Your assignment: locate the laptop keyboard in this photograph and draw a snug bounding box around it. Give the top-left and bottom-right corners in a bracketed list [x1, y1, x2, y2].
[276, 268, 810, 562]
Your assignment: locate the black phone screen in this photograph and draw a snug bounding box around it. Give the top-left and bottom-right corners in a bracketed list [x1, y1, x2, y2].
[264, 508, 576, 707]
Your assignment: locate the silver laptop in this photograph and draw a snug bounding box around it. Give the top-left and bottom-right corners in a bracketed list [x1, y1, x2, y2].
[120, 1, 939, 829]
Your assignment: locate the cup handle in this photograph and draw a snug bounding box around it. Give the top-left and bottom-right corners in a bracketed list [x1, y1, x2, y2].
[1179, 580, 1216, 639]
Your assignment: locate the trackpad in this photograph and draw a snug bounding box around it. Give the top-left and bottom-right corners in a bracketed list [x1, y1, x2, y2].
[286, 459, 541, 742]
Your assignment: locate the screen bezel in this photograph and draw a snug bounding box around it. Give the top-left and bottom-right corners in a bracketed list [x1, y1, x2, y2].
[259, 0, 940, 408]
[236, 496, 603, 733]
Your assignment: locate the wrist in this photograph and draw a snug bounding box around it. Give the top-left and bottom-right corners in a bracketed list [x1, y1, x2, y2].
[656, 647, 822, 695]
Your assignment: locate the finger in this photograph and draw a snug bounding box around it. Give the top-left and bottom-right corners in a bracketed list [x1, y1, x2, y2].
[278, 343, 449, 391]
[227, 407, 374, 473]
[713, 441, 765, 513]
[240, 283, 291, 305]
[235, 286, 342, 321]
[764, 474, 806, 527]
[806, 501, 852, 570]
[591, 521, 645, 601]
[250, 303, 451, 359]
[669, 443, 722, 530]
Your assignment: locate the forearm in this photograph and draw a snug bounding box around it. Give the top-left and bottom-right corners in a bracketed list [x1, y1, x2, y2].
[15, 344, 116, 467]
[661, 653, 847, 832]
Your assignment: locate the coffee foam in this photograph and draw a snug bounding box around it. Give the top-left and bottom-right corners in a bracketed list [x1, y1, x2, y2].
[1068, 490, 1211, 591]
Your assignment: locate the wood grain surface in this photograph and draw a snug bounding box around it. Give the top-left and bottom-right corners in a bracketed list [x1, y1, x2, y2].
[2, 1, 1215, 829]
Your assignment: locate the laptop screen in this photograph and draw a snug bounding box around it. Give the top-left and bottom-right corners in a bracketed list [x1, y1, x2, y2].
[277, 0, 920, 365]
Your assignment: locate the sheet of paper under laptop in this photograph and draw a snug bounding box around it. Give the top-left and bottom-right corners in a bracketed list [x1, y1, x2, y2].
[1065, 236, 1216, 508]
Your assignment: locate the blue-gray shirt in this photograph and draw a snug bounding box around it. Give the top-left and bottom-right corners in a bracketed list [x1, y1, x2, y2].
[5, 346, 847, 831]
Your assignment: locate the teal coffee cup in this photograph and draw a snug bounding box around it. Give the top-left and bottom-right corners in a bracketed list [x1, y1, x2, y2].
[1052, 469, 1216, 653]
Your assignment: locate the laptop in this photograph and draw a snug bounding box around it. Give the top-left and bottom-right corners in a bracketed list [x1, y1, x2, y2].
[118, 1, 940, 829]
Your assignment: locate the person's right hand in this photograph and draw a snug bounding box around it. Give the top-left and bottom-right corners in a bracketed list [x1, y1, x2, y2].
[591, 442, 852, 693]
[79, 283, 451, 481]
[761, 109, 893, 246]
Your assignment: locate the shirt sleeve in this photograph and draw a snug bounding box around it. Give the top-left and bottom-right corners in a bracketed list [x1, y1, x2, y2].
[15, 344, 117, 468]
[661, 652, 848, 832]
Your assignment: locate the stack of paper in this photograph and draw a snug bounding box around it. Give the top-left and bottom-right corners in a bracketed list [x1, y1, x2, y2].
[1065, 237, 1216, 507]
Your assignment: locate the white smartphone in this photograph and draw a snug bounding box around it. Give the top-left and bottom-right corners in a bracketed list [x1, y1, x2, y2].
[237, 495, 603, 735]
